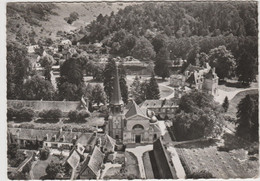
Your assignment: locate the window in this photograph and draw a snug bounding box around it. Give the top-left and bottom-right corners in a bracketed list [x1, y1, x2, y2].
[115, 135, 119, 139]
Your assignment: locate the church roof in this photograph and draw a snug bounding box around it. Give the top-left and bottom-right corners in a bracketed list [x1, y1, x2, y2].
[125, 101, 148, 119]
[110, 65, 123, 105]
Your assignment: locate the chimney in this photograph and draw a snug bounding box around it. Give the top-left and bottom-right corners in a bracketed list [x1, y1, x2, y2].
[46, 134, 48, 141]
[212, 67, 215, 74]
[62, 135, 65, 142]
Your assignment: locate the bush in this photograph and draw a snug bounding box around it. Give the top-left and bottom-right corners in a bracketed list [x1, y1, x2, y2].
[19, 108, 35, 120]
[7, 108, 35, 121]
[7, 107, 18, 121]
[39, 147, 50, 160]
[187, 170, 214, 179]
[38, 109, 62, 122]
[67, 110, 90, 122]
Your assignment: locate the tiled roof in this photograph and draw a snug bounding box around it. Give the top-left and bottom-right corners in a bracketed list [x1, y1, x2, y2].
[125, 101, 148, 119]
[76, 133, 94, 146]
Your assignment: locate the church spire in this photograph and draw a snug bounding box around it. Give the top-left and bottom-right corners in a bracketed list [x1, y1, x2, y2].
[110, 65, 123, 107]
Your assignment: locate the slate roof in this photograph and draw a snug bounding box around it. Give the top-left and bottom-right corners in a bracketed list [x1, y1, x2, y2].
[125, 101, 149, 119]
[79, 146, 104, 177]
[76, 133, 94, 146]
[110, 66, 123, 105]
[139, 100, 178, 109]
[8, 128, 81, 143]
[102, 133, 116, 151]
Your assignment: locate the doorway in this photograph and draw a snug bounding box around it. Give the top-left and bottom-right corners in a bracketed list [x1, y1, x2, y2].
[135, 135, 141, 143]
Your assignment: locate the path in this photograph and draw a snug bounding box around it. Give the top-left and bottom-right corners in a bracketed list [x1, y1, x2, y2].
[126, 144, 153, 179]
[100, 162, 121, 179]
[167, 146, 186, 179]
[29, 160, 37, 179]
[214, 88, 258, 103]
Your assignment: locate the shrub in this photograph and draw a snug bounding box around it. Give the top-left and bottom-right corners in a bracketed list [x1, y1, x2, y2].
[7, 107, 18, 121]
[38, 109, 62, 122]
[19, 108, 35, 121]
[187, 170, 214, 179]
[39, 147, 50, 160]
[67, 110, 90, 122]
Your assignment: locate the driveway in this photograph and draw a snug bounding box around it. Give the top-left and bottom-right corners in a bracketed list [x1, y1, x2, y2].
[214, 88, 258, 103]
[126, 145, 153, 179]
[100, 162, 121, 179]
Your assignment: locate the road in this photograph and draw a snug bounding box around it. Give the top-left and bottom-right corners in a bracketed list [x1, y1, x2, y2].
[126, 144, 153, 179]
[214, 88, 258, 103]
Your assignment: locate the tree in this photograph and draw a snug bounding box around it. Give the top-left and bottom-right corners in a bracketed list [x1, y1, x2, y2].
[146, 73, 160, 99]
[151, 33, 168, 54]
[222, 96, 229, 112]
[236, 94, 258, 141]
[208, 46, 236, 80]
[7, 42, 31, 99]
[46, 161, 63, 179]
[21, 75, 55, 100]
[39, 147, 50, 160]
[60, 57, 83, 85]
[236, 50, 257, 86]
[172, 90, 224, 140]
[8, 143, 19, 159]
[91, 84, 106, 106]
[131, 36, 156, 62]
[154, 47, 170, 79]
[195, 52, 209, 67]
[130, 76, 145, 104]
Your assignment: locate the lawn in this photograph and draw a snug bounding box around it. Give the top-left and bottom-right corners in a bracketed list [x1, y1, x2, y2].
[142, 151, 154, 179]
[103, 151, 140, 179]
[159, 85, 174, 99]
[30, 155, 60, 179]
[226, 89, 258, 118]
[175, 141, 259, 179]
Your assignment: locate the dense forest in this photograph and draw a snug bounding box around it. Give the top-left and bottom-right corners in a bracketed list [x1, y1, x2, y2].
[80, 2, 257, 83]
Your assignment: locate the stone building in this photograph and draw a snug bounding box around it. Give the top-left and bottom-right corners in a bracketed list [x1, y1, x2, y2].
[170, 63, 219, 96]
[106, 66, 161, 145]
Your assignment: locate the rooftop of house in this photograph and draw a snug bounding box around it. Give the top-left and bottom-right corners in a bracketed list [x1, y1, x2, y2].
[78, 146, 104, 178]
[8, 128, 81, 143]
[139, 99, 179, 109]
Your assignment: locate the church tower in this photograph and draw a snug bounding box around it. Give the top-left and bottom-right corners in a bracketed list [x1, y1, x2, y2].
[107, 65, 125, 141]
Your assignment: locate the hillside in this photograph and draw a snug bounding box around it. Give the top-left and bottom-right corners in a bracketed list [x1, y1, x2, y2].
[6, 2, 134, 45]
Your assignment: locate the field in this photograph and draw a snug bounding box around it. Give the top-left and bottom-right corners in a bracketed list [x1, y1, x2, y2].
[30, 155, 60, 179]
[175, 141, 259, 179]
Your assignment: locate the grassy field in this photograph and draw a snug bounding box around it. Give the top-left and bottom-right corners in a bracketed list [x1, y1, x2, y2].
[30, 155, 60, 179]
[175, 141, 259, 179]
[226, 89, 258, 118]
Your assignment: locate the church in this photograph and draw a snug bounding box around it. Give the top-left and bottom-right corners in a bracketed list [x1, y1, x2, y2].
[106, 66, 161, 145]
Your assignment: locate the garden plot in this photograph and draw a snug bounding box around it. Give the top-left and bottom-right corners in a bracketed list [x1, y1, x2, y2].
[176, 146, 258, 178]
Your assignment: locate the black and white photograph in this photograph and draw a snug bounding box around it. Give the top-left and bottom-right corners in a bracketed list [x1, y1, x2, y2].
[4, 0, 259, 180]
